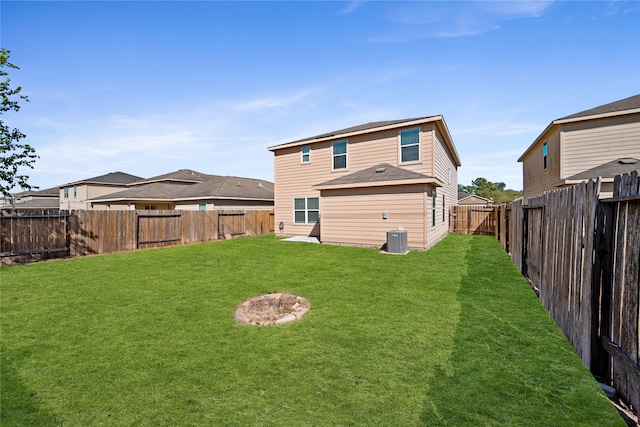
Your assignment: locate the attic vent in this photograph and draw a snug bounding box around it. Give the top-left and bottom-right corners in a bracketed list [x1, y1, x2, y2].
[618, 158, 638, 164]
[376, 167, 387, 173]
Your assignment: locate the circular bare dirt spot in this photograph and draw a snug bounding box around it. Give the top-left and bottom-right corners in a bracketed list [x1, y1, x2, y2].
[235, 293, 310, 326]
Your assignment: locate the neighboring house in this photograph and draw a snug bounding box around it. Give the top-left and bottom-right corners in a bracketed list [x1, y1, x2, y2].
[1, 187, 60, 210]
[60, 172, 144, 210]
[458, 192, 492, 206]
[268, 116, 461, 251]
[519, 94, 640, 200]
[87, 169, 273, 210]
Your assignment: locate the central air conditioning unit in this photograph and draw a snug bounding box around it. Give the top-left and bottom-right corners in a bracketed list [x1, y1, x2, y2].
[386, 230, 408, 254]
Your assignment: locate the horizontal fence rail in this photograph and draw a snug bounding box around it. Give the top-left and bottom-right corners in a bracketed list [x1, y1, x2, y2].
[1, 209, 274, 265]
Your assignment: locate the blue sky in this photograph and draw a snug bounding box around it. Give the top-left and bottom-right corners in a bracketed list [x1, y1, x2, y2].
[2, 1, 639, 191]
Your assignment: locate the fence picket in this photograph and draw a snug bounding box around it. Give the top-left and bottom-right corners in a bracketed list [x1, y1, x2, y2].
[1, 209, 273, 265]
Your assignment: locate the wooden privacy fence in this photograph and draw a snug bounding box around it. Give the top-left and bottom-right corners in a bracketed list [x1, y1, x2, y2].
[0, 210, 70, 262]
[500, 173, 639, 418]
[448, 205, 497, 235]
[1, 209, 274, 265]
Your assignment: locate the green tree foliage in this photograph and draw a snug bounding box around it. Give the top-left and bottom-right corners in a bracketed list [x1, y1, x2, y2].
[460, 177, 522, 204]
[1, 48, 38, 198]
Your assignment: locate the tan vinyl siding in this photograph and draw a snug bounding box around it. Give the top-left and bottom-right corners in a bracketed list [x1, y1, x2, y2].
[320, 185, 429, 249]
[273, 124, 437, 237]
[60, 184, 130, 210]
[431, 128, 459, 247]
[521, 127, 562, 200]
[561, 113, 640, 178]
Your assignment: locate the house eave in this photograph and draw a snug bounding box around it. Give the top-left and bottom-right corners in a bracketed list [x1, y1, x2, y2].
[314, 177, 442, 191]
[174, 196, 274, 202]
[269, 116, 445, 151]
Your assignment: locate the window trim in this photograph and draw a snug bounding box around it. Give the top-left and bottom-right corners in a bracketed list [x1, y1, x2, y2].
[399, 128, 421, 164]
[332, 140, 348, 171]
[301, 146, 310, 163]
[294, 197, 320, 224]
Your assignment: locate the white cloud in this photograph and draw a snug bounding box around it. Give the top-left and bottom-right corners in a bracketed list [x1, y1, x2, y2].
[234, 86, 324, 112]
[370, 1, 555, 41]
[340, 1, 368, 15]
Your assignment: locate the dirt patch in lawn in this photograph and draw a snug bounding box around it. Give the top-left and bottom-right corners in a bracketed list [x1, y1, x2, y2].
[235, 293, 310, 326]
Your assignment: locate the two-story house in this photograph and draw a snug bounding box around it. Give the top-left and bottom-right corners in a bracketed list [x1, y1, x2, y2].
[60, 172, 144, 210]
[268, 116, 461, 251]
[518, 94, 640, 200]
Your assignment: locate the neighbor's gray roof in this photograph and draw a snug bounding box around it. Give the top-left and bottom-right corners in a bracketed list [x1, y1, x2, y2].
[183, 176, 274, 200]
[566, 158, 640, 181]
[13, 186, 59, 198]
[64, 172, 144, 186]
[559, 94, 640, 121]
[315, 163, 438, 188]
[89, 175, 274, 202]
[131, 169, 214, 185]
[5, 198, 60, 209]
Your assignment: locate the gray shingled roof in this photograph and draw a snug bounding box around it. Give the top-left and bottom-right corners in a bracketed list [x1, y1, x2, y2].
[132, 169, 213, 185]
[278, 116, 436, 146]
[315, 163, 435, 187]
[559, 94, 640, 121]
[7, 198, 60, 209]
[184, 176, 274, 200]
[13, 186, 59, 198]
[65, 172, 144, 186]
[567, 158, 640, 180]
[89, 175, 273, 202]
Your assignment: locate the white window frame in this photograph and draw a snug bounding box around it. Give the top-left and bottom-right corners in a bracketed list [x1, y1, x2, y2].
[332, 140, 348, 171]
[294, 197, 320, 224]
[399, 128, 421, 163]
[301, 146, 310, 163]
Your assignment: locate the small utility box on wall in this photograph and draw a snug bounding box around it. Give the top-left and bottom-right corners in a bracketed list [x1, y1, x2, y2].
[386, 230, 408, 254]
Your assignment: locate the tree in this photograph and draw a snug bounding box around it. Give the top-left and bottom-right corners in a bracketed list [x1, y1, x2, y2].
[1, 48, 38, 198]
[460, 177, 522, 204]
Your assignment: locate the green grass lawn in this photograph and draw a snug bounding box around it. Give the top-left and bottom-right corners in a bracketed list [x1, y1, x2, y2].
[1, 235, 624, 426]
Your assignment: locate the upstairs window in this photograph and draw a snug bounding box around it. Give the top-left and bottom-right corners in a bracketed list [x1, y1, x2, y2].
[63, 187, 69, 198]
[543, 143, 548, 170]
[73, 185, 77, 197]
[400, 128, 420, 163]
[294, 197, 319, 224]
[332, 141, 347, 170]
[301, 146, 310, 163]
